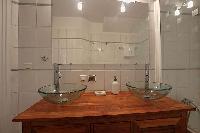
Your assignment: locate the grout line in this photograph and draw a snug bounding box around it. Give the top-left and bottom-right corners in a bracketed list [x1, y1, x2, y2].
[12, 1, 52, 6]
[52, 37, 149, 45]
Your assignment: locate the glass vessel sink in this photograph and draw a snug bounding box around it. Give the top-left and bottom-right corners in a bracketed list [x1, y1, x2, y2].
[38, 83, 87, 104]
[126, 82, 172, 100]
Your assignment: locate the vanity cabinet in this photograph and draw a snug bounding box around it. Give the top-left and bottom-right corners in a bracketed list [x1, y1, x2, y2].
[13, 92, 193, 133]
[92, 122, 131, 133]
[31, 124, 89, 133]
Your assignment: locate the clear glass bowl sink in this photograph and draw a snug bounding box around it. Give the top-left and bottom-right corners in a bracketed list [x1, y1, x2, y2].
[126, 82, 172, 100]
[38, 83, 87, 104]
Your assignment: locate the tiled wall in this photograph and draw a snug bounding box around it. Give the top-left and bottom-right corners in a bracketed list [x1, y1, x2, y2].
[7, 0, 20, 133]
[15, 0, 156, 117]
[7, 0, 52, 133]
[6, 0, 200, 132]
[52, 17, 149, 64]
[17, 0, 52, 111]
[161, 9, 200, 133]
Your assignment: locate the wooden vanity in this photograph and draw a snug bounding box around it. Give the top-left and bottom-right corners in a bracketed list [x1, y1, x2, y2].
[13, 92, 194, 133]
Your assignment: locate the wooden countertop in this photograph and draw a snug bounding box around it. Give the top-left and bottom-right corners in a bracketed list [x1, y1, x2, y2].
[13, 92, 194, 122]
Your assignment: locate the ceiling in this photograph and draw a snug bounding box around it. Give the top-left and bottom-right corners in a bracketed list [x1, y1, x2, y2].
[52, 0, 150, 22]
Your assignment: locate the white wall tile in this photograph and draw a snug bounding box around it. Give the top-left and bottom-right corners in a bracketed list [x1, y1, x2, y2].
[167, 87, 177, 100]
[61, 70, 105, 91]
[11, 3, 18, 26]
[162, 70, 177, 88]
[88, 64, 104, 70]
[19, 70, 37, 92]
[60, 70, 73, 83]
[19, 5, 36, 27]
[70, 64, 90, 70]
[10, 71, 19, 93]
[36, 27, 51, 47]
[35, 70, 53, 89]
[87, 70, 105, 91]
[37, 6, 51, 27]
[189, 49, 200, 68]
[105, 64, 120, 70]
[8, 26, 18, 44]
[19, 92, 41, 112]
[19, 48, 35, 69]
[189, 70, 200, 89]
[10, 47, 18, 69]
[10, 92, 19, 116]
[121, 64, 136, 70]
[34, 48, 52, 69]
[37, 0, 51, 4]
[163, 31, 177, 42]
[19, 27, 36, 46]
[176, 70, 189, 88]
[121, 70, 135, 91]
[19, 0, 36, 3]
[135, 70, 145, 82]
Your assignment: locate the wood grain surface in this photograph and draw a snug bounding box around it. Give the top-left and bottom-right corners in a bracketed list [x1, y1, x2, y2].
[13, 92, 194, 122]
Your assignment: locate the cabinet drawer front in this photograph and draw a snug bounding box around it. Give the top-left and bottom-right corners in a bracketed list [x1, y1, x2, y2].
[93, 122, 131, 133]
[141, 126, 175, 133]
[134, 118, 181, 133]
[32, 124, 89, 133]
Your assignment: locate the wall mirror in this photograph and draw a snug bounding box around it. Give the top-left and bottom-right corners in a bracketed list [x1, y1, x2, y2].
[52, 0, 152, 64]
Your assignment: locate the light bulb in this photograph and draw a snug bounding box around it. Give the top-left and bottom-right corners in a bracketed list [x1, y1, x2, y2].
[121, 3, 126, 13]
[175, 9, 180, 16]
[187, 0, 194, 8]
[77, 1, 83, 11]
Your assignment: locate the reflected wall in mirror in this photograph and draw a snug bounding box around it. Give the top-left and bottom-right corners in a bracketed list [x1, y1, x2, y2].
[52, 0, 152, 64]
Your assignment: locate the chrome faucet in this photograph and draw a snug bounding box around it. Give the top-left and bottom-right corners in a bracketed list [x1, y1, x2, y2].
[145, 64, 150, 89]
[54, 63, 62, 91]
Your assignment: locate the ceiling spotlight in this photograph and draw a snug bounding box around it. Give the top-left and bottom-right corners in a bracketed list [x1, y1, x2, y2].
[175, 8, 181, 16]
[77, 1, 83, 11]
[121, 3, 126, 13]
[187, 0, 194, 8]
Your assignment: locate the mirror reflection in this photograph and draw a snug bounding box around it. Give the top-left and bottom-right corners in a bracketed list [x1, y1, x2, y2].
[52, 0, 151, 64]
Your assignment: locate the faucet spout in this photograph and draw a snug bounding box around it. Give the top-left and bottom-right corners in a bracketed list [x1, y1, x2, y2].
[54, 63, 62, 92]
[145, 64, 150, 90]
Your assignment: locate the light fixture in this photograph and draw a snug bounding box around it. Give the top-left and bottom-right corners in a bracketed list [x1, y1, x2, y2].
[77, 1, 83, 11]
[118, 0, 136, 4]
[187, 0, 194, 8]
[175, 8, 181, 16]
[175, 9, 180, 16]
[121, 2, 126, 13]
